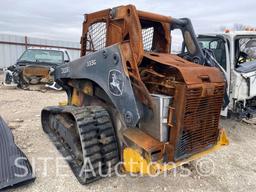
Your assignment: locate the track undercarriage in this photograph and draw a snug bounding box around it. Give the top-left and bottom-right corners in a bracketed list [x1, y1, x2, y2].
[41, 106, 119, 184]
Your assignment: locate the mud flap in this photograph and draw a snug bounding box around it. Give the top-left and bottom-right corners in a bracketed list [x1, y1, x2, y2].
[0, 116, 35, 190]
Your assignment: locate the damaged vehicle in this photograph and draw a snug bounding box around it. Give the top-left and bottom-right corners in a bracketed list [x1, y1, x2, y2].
[41, 5, 228, 184]
[3, 47, 71, 90]
[198, 31, 256, 118]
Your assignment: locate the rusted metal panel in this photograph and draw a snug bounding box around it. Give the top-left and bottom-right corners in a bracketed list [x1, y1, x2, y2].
[23, 66, 50, 77]
[143, 52, 224, 84]
[174, 84, 224, 160]
[137, 10, 172, 23]
[123, 128, 163, 154]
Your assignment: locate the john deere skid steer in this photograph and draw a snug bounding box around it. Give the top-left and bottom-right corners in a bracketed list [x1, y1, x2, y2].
[41, 5, 229, 184]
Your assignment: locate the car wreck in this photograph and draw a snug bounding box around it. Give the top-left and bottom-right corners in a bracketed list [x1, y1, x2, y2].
[3, 47, 71, 90]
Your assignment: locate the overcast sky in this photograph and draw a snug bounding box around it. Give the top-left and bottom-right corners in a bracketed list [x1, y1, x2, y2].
[0, 0, 255, 42]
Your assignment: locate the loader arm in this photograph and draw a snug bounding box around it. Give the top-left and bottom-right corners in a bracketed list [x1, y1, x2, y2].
[55, 44, 142, 127]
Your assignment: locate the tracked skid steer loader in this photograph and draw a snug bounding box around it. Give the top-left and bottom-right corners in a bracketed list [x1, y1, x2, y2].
[41, 5, 229, 184]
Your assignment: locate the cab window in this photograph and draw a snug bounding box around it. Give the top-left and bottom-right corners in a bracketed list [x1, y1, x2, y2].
[198, 37, 227, 70]
[235, 37, 256, 67]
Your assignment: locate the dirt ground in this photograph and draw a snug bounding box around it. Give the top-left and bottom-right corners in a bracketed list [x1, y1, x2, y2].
[1, 73, 256, 192]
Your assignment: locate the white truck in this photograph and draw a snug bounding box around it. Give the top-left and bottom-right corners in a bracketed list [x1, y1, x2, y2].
[198, 31, 256, 118]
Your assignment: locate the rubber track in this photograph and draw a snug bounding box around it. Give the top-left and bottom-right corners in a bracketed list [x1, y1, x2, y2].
[0, 116, 35, 190]
[42, 106, 119, 184]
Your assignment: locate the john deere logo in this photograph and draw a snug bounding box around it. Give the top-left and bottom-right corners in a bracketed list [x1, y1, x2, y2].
[108, 70, 124, 96]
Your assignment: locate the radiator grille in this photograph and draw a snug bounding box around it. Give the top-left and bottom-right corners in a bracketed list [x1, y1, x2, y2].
[175, 85, 224, 160]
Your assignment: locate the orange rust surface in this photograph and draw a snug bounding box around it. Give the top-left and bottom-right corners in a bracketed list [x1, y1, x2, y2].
[137, 10, 172, 23]
[23, 66, 50, 77]
[143, 52, 224, 84]
[123, 128, 163, 153]
[81, 4, 171, 66]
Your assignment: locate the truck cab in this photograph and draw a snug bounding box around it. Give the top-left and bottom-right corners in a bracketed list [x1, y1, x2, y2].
[198, 31, 256, 118]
